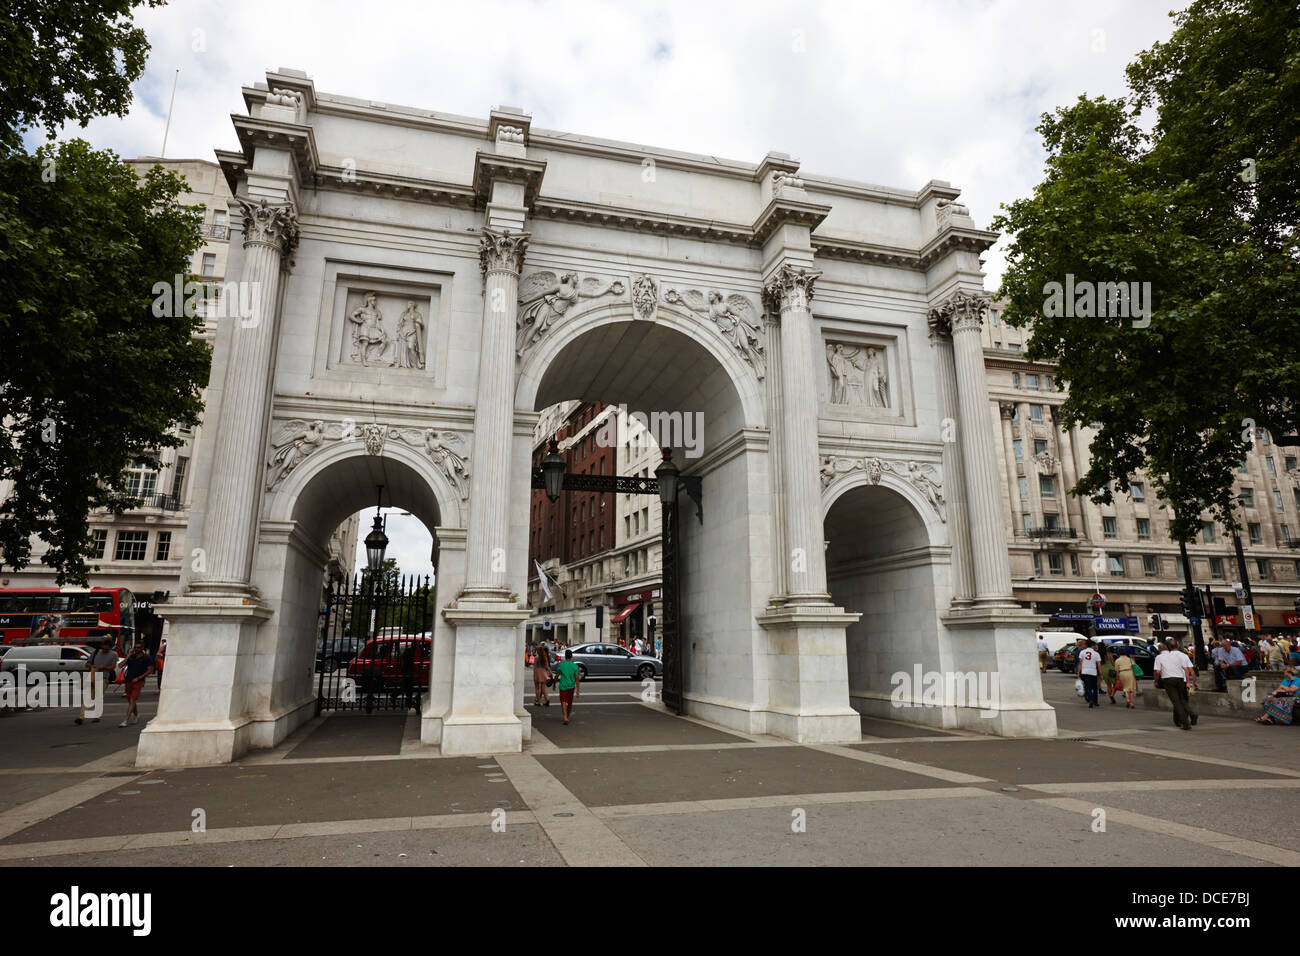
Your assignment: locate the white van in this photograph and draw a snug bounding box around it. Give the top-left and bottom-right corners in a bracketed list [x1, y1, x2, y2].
[0, 644, 92, 674]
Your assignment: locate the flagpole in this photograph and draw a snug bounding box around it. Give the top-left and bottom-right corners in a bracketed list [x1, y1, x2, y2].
[160, 69, 179, 158]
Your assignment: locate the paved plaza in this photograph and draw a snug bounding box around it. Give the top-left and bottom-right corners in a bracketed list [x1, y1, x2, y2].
[1, 673, 1297, 867]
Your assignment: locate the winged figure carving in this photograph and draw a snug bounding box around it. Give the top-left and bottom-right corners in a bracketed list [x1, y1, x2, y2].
[266, 420, 348, 489]
[664, 288, 765, 378]
[516, 271, 626, 357]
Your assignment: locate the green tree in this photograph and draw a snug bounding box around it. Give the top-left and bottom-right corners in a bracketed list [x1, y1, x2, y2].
[993, 0, 1300, 543]
[0, 1, 164, 152]
[0, 0, 210, 583]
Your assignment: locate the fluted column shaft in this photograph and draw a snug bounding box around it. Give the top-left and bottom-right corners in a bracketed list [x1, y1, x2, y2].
[999, 405, 1021, 536]
[765, 265, 830, 604]
[463, 229, 528, 597]
[1049, 408, 1072, 534]
[194, 199, 296, 594]
[1020, 401, 1045, 526]
[931, 331, 975, 605]
[936, 291, 1015, 604]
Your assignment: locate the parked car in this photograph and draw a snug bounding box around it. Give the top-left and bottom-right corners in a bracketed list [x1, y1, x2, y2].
[1099, 640, 1155, 679]
[316, 636, 367, 673]
[346, 636, 431, 691]
[564, 643, 662, 680]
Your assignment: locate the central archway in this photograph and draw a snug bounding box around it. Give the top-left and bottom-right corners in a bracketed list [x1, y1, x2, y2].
[514, 301, 776, 734]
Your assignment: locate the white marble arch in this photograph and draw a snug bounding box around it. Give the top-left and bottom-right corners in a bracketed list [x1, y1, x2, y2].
[823, 476, 957, 729]
[244, 439, 464, 755]
[512, 297, 784, 735]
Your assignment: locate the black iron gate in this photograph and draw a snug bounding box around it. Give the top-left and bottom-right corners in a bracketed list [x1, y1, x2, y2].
[316, 572, 433, 714]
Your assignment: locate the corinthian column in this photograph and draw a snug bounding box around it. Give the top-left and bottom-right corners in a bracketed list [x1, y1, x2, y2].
[462, 227, 529, 599]
[931, 290, 1015, 605]
[763, 264, 830, 605]
[999, 403, 1021, 536]
[191, 198, 298, 596]
[929, 319, 974, 605]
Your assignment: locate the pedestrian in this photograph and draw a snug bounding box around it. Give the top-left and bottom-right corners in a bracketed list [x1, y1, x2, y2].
[1227, 641, 1248, 680]
[1255, 666, 1300, 725]
[1211, 638, 1231, 691]
[155, 640, 166, 689]
[1036, 634, 1050, 673]
[75, 639, 119, 725]
[1076, 639, 1101, 708]
[118, 643, 155, 727]
[1266, 637, 1286, 671]
[1114, 647, 1137, 709]
[533, 641, 552, 707]
[1154, 637, 1197, 730]
[554, 648, 581, 725]
[1100, 647, 1118, 704]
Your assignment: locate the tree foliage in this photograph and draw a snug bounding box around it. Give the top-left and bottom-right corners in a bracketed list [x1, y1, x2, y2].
[0, 141, 209, 582]
[993, 0, 1300, 543]
[0, 1, 165, 152]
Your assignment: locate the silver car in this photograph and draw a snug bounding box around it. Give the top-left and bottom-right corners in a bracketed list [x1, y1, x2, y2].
[565, 643, 662, 680]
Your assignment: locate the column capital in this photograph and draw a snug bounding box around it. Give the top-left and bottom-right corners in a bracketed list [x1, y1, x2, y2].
[928, 288, 990, 336]
[478, 227, 530, 279]
[999, 401, 1017, 420]
[762, 263, 821, 316]
[236, 197, 298, 257]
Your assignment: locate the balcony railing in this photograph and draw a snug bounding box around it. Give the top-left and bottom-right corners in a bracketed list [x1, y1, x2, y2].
[202, 223, 228, 240]
[132, 493, 183, 512]
[1026, 527, 1078, 540]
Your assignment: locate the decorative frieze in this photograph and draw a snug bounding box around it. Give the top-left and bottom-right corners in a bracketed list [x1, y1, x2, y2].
[663, 287, 765, 379]
[632, 274, 658, 321]
[819, 455, 946, 522]
[826, 343, 888, 408]
[266, 419, 471, 499]
[236, 197, 298, 256]
[343, 291, 429, 369]
[515, 270, 625, 358]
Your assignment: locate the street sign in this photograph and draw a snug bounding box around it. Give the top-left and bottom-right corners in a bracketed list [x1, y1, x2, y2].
[1090, 592, 1106, 610]
[1189, 616, 1200, 627]
[543, 619, 552, 630]
[1242, 605, 1257, 631]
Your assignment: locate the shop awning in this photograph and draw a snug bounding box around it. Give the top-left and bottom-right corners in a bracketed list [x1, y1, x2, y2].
[611, 602, 641, 624]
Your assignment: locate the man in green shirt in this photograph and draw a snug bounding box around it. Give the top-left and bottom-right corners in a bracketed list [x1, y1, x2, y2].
[555, 649, 581, 725]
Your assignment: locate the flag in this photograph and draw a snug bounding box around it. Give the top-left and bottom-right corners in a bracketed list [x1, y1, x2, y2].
[535, 560, 553, 603]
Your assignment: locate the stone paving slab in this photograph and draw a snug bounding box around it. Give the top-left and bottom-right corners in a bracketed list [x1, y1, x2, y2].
[858, 716, 956, 738]
[602, 794, 1269, 867]
[852, 739, 1287, 785]
[286, 713, 407, 759]
[1056, 785, 1300, 852]
[0, 823, 563, 867]
[0, 757, 521, 844]
[536, 746, 952, 807]
[0, 695, 158, 770]
[0, 772, 97, 814]
[525, 702, 747, 748]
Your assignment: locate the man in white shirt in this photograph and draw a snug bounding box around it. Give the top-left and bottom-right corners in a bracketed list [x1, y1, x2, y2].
[1036, 635, 1051, 673]
[1154, 638, 1198, 730]
[1075, 639, 1101, 707]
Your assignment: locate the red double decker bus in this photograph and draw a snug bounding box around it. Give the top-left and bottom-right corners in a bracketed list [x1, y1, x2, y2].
[0, 587, 136, 653]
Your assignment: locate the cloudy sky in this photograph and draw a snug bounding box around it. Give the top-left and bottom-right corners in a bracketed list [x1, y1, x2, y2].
[52, 0, 1181, 578]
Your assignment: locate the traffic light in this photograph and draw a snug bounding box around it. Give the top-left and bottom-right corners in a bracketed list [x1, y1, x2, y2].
[1179, 590, 1193, 616]
[1294, 596, 1300, 613]
[594, 605, 604, 629]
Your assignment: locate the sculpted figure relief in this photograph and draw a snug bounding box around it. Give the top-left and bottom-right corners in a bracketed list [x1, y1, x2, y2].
[348, 291, 388, 366]
[827, 344, 888, 408]
[664, 288, 765, 379]
[392, 301, 426, 369]
[267, 420, 334, 489]
[516, 271, 625, 357]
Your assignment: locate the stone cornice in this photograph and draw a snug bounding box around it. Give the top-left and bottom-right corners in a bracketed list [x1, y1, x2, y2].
[752, 197, 832, 246]
[230, 114, 318, 187]
[917, 226, 999, 270]
[531, 196, 752, 243]
[272, 393, 477, 428]
[472, 152, 546, 208]
[316, 165, 477, 206]
[811, 236, 926, 270]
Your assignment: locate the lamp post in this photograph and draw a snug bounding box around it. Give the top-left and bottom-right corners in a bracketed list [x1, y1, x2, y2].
[364, 485, 389, 571]
[541, 438, 566, 503]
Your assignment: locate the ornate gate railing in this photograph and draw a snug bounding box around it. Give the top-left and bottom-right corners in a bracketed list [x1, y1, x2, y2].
[316, 572, 432, 714]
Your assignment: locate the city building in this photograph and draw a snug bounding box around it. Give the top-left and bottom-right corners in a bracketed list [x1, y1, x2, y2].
[984, 301, 1300, 646]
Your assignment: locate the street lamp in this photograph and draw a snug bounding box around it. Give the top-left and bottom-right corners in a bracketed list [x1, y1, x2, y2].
[656, 448, 679, 505]
[541, 438, 566, 502]
[364, 485, 388, 571]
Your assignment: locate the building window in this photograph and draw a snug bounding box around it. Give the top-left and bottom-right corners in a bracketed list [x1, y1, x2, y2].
[1026, 374, 1040, 391]
[1239, 487, 1254, 508]
[1175, 555, 1186, 578]
[1032, 552, 1041, 575]
[1249, 522, 1262, 545]
[1022, 513, 1032, 534]
[1008, 343, 1021, 352]
[1048, 553, 1064, 575]
[1069, 553, 1079, 575]
[1237, 460, 1248, 474]
[1039, 475, 1055, 498]
[155, 531, 172, 561]
[1275, 490, 1284, 511]
[1030, 404, 1044, 423]
[173, 456, 189, 499]
[1131, 482, 1145, 502]
[1143, 555, 1158, 577]
[1210, 557, 1225, 579]
[1044, 513, 1059, 531]
[1136, 517, 1150, 540]
[1202, 522, 1215, 543]
[201, 253, 216, 276]
[114, 531, 149, 561]
[1011, 372, 1020, 388]
[1018, 476, 1028, 500]
[1266, 457, 1277, 477]
[90, 529, 107, 559]
[125, 460, 158, 498]
[1109, 556, 1124, 577]
[1034, 439, 1048, 456]
[1013, 440, 1023, 462]
[1103, 516, 1117, 539]
[1045, 375, 1054, 390]
[1287, 456, 1297, 472]
[1010, 406, 1020, 424]
[1257, 559, 1269, 580]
